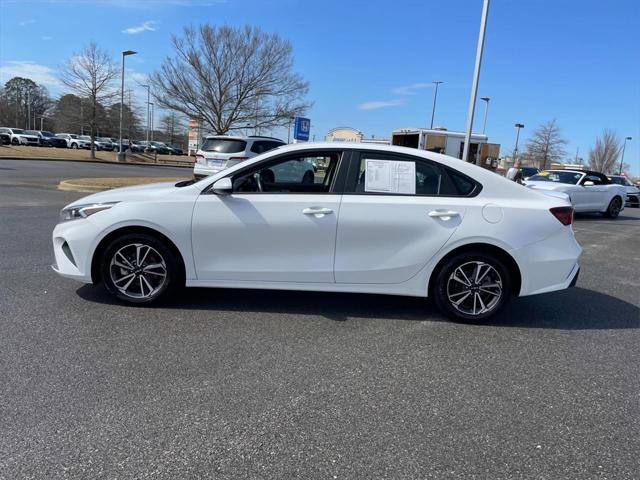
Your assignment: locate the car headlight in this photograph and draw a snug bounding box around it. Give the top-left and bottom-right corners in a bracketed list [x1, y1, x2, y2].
[59, 202, 119, 223]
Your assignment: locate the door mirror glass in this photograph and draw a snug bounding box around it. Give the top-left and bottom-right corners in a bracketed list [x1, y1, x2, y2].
[212, 177, 233, 194]
[583, 181, 595, 187]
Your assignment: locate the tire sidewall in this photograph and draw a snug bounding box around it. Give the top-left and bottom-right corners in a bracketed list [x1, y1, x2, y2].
[101, 233, 180, 304]
[433, 252, 511, 322]
[605, 197, 621, 218]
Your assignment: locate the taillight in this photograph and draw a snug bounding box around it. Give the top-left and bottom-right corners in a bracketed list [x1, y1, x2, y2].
[550, 206, 574, 226]
[196, 154, 205, 165]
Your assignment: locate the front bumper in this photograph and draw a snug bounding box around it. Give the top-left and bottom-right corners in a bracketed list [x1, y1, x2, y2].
[52, 219, 102, 283]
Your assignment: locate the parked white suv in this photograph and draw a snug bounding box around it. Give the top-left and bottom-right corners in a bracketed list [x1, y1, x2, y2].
[0, 127, 40, 146]
[55, 133, 91, 149]
[193, 135, 285, 179]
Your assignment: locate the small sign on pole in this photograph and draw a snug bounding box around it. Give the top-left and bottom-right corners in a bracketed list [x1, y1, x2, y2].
[293, 117, 311, 142]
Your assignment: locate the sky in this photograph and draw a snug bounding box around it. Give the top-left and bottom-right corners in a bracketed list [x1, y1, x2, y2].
[1, 0, 638, 173]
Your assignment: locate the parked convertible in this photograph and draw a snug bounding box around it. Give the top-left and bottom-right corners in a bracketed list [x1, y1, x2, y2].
[52, 143, 582, 321]
[524, 170, 627, 218]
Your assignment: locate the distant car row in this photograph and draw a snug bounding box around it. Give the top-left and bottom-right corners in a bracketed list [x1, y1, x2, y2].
[0, 127, 185, 155]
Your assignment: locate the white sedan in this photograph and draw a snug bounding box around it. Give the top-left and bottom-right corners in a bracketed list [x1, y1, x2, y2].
[52, 143, 582, 321]
[524, 170, 626, 218]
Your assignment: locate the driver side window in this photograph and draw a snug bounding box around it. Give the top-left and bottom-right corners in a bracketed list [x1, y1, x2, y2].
[582, 175, 603, 186]
[232, 152, 340, 194]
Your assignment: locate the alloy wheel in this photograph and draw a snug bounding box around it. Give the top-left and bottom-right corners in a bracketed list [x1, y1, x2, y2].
[109, 243, 167, 299]
[446, 261, 503, 316]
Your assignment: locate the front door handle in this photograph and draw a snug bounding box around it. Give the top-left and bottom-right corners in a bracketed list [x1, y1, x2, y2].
[303, 207, 333, 217]
[428, 210, 460, 221]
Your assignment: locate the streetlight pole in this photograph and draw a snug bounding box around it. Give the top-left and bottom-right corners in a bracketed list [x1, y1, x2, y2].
[619, 136, 632, 175]
[513, 123, 524, 164]
[149, 102, 155, 141]
[139, 84, 151, 143]
[429, 81, 443, 129]
[118, 50, 137, 162]
[480, 96, 490, 134]
[287, 116, 294, 143]
[462, 0, 490, 165]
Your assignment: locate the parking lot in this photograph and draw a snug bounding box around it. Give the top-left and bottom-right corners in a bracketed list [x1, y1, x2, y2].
[1, 159, 638, 478]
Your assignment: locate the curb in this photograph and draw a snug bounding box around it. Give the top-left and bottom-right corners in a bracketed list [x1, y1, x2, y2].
[0, 156, 194, 169]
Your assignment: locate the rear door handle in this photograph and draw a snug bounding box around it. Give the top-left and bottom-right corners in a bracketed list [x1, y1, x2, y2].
[303, 207, 333, 217]
[428, 210, 460, 221]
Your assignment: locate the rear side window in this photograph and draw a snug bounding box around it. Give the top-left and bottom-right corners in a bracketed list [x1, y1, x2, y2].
[201, 138, 247, 153]
[352, 153, 480, 197]
[250, 140, 283, 154]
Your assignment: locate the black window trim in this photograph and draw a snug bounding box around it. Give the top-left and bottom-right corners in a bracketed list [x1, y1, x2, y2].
[202, 148, 349, 195]
[343, 150, 482, 198]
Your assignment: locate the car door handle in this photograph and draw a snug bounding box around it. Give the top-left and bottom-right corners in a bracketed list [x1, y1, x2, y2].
[428, 210, 460, 220]
[303, 207, 333, 216]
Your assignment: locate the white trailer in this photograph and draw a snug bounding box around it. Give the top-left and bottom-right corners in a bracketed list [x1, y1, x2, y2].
[391, 128, 498, 166]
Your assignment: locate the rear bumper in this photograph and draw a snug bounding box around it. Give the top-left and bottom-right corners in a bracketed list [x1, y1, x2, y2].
[511, 227, 582, 297]
[193, 164, 225, 178]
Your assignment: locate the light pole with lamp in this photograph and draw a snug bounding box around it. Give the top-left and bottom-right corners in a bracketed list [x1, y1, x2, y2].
[149, 102, 155, 141]
[118, 49, 137, 162]
[619, 136, 632, 175]
[480, 96, 490, 134]
[513, 123, 524, 165]
[429, 81, 443, 129]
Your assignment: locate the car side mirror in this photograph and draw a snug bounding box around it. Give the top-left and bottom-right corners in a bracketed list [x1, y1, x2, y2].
[583, 181, 595, 186]
[212, 177, 233, 194]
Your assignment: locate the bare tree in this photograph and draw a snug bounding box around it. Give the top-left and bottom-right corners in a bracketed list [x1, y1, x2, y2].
[151, 24, 311, 135]
[60, 42, 118, 158]
[588, 129, 622, 174]
[525, 119, 568, 170]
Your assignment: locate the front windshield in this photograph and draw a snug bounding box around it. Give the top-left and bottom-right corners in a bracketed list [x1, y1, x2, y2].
[528, 171, 583, 184]
[42, 131, 54, 137]
[609, 176, 633, 186]
[13, 128, 24, 134]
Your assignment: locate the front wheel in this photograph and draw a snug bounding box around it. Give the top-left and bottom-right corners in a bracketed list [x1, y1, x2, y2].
[101, 233, 181, 304]
[71, 143, 78, 149]
[432, 252, 511, 322]
[603, 196, 622, 218]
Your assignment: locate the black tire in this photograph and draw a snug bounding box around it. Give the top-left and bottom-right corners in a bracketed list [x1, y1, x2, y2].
[603, 196, 622, 219]
[11, 137, 19, 145]
[71, 143, 78, 149]
[100, 233, 182, 304]
[432, 251, 511, 322]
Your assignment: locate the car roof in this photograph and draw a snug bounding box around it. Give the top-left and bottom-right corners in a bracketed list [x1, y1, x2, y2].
[203, 135, 285, 142]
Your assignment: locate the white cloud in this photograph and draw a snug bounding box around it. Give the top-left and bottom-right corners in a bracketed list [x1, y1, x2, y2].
[358, 99, 405, 110]
[18, 19, 36, 26]
[130, 72, 148, 83]
[0, 61, 61, 90]
[122, 20, 159, 34]
[393, 82, 434, 95]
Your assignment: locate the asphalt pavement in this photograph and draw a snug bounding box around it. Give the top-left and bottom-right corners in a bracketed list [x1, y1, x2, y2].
[1, 159, 638, 479]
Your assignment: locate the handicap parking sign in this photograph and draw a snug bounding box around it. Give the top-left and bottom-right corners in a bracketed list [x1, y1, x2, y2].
[293, 117, 310, 141]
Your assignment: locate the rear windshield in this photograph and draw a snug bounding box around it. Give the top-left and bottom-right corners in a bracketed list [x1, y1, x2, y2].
[202, 138, 247, 153]
[528, 171, 582, 184]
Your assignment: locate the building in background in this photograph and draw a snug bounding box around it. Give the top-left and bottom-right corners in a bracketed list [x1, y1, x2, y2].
[325, 127, 391, 145]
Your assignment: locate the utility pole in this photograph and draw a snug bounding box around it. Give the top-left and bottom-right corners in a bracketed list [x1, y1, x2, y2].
[462, 0, 490, 165]
[430, 81, 443, 129]
[513, 123, 524, 164]
[619, 136, 632, 175]
[118, 49, 137, 161]
[480, 96, 490, 134]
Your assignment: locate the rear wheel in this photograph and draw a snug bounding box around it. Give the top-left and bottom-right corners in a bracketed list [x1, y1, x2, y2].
[603, 196, 622, 218]
[100, 233, 181, 304]
[432, 252, 511, 322]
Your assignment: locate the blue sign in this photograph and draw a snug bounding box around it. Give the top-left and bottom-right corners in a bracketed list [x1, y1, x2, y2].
[293, 117, 311, 142]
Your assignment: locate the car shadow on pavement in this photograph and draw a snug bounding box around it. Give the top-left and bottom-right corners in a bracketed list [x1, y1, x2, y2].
[76, 285, 639, 330]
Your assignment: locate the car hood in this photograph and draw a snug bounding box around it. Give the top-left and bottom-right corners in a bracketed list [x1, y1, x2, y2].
[65, 181, 186, 208]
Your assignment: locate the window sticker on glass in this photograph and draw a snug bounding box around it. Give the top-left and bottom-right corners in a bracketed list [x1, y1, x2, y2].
[364, 159, 416, 194]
